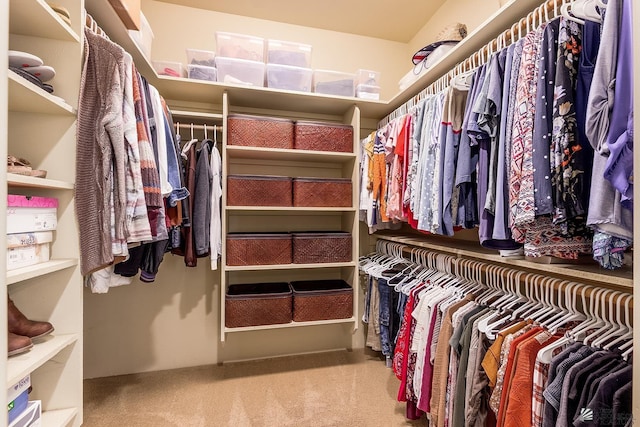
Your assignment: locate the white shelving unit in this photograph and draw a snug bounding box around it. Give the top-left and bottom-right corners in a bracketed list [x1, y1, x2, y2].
[3, 0, 83, 426]
[219, 93, 361, 342]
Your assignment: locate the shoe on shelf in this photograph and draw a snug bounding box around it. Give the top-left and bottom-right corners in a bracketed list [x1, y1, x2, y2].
[7, 155, 47, 178]
[8, 298, 54, 341]
[8, 332, 33, 357]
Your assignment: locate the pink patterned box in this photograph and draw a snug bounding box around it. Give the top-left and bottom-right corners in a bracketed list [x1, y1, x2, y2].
[7, 195, 58, 234]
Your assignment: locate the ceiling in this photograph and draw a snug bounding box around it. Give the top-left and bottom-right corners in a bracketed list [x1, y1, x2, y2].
[154, 0, 448, 42]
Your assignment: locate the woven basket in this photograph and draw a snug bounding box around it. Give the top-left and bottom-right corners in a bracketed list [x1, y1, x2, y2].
[226, 233, 292, 266]
[293, 178, 352, 207]
[226, 282, 293, 327]
[294, 121, 353, 152]
[290, 280, 353, 322]
[228, 114, 294, 149]
[227, 175, 293, 206]
[292, 232, 352, 264]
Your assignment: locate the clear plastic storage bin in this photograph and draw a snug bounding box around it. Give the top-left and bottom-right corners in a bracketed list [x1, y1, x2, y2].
[216, 57, 265, 87]
[128, 12, 154, 60]
[215, 31, 265, 62]
[267, 39, 312, 68]
[356, 84, 380, 100]
[313, 70, 355, 97]
[267, 64, 312, 92]
[186, 48, 216, 67]
[152, 61, 183, 77]
[187, 64, 217, 81]
[357, 69, 381, 86]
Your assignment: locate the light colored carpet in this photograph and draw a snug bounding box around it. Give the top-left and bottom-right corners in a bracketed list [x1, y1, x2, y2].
[83, 349, 425, 427]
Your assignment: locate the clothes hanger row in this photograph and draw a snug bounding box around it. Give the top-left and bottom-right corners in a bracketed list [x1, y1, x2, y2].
[84, 12, 109, 39]
[360, 241, 633, 358]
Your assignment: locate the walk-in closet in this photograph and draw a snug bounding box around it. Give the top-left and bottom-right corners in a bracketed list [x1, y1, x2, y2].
[1, 0, 637, 425]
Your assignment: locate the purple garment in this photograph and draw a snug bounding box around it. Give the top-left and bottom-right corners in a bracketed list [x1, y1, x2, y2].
[603, 0, 633, 209]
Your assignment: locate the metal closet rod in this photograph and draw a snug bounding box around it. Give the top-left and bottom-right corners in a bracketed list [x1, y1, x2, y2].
[175, 123, 224, 131]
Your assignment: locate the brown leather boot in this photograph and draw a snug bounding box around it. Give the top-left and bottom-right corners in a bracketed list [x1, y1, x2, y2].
[8, 298, 54, 340]
[8, 332, 33, 356]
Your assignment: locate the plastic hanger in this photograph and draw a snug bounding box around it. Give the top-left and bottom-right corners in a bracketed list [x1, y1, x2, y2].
[603, 294, 633, 350]
[584, 290, 621, 347]
[561, 3, 586, 24]
[593, 292, 630, 348]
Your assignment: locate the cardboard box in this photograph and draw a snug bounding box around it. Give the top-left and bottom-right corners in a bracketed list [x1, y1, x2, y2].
[7, 196, 58, 234]
[7, 391, 28, 424]
[7, 375, 30, 406]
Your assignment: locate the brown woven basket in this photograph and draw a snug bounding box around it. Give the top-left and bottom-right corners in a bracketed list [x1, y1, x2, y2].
[290, 280, 353, 322]
[226, 282, 293, 327]
[226, 233, 292, 266]
[294, 121, 353, 152]
[227, 175, 293, 206]
[292, 232, 352, 264]
[228, 114, 294, 149]
[293, 178, 352, 207]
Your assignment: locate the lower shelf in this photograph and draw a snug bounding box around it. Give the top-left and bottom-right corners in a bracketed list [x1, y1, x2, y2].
[224, 261, 356, 271]
[42, 407, 78, 427]
[7, 333, 78, 386]
[6, 259, 78, 285]
[224, 317, 357, 334]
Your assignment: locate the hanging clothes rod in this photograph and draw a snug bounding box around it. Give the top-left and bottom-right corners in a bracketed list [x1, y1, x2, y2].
[377, 0, 564, 128]
[175, 123, 224, 131]
[84, 11, 109, 39]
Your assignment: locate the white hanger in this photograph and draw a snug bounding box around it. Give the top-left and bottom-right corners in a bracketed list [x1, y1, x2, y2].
[561, 3, 586, 24]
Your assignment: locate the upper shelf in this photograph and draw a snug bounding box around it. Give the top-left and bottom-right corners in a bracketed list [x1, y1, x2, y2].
[8, 70, 76, 115]
[8, 173, 75, 190]
[9, 0, 80, 42]
[375, 234, 633, 289]
[87, 0, 548, 120]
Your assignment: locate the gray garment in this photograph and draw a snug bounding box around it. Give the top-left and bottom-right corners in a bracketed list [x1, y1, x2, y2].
[193, 143, 213, 256]
[585, 0, 622, 155]
[493, 43, 516, 240]
[533, 19, 560, 216]
[542, 345, 595, 427]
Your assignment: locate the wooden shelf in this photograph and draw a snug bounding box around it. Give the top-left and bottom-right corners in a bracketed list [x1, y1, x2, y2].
[42, 408, 79, 427]
[9, 0, 80, 42]
[375, 234, 633, 289]
[7, 333, 78, 386]
[224, 262, 356, 271]
[7, 259, 78, 285]
[7, 173, 74, 190]
[8, 70, 76, 115]
[170, 110, 224, 120]
[224, 317, 357, 334]
[226, 145, 356, 163]
[226, 206, 356, 212]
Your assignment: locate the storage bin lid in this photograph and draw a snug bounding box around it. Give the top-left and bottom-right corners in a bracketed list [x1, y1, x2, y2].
[228, 174, 292, 181]
[227, 232, 291, 239]
[292, 177, 351, 183]
[292, 232, 351, 238]
[295, 121, 353, 130]
[227, 282, 292, 298]
[228, 114, 294, 123]
[8, 194, 58, 208]
[290, 279, 352, 295]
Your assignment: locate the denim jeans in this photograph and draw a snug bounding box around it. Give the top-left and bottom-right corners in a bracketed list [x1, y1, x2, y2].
[378, 278, 400, 365]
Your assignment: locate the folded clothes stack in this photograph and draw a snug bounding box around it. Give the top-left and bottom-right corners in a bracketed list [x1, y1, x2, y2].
[8, 50, 56, 93]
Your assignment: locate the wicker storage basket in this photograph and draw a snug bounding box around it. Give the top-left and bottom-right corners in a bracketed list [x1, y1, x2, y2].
[293, 177, 352, 207]
[228, 114, 294, 149]
[226, 282, 293, 327]
[292, 232, 352, 264]
[226, 233, 292, 266]
[290, 279, 353, 321]
[227, 175, 293, 207]
[294, 121, 353, 152]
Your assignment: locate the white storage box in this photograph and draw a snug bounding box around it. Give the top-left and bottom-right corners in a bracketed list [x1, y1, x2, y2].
[152, 61, 184, 77]
[313, 70, 355, 97]
[357, 69, 381, 86]
[7, 375, 30, 407]
[9, 400, 41, 427]
[356, 84, 380, 100]
[187, 64, 217, 81]
[7, 375, 30, 425]
[128, 12, 154, 59]
[216, 31, 265, 62]
[267, 64, 312, 92]
[216, 57, 265, 87]
[7, 195, 58, 234]
[267, 39, 312, 68]
[186, 48, 216, 67]
[7, 231, 53, 271]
